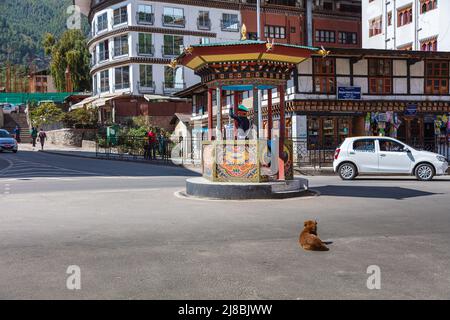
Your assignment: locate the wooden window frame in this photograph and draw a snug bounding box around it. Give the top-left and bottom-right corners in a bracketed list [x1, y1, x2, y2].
[313, 57, 336, 94]
[368, 58, 393, 95]
[397, 6, 413, 27]
[369, 17, 382, 37]
[424, 60, 449, 95]
[420, 0, 438, 14]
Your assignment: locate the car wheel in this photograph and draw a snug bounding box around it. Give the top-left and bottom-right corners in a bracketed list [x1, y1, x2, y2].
[338, 163, 357, 180]
[13, 150, 17, 153]
[415, 163, 434, 181]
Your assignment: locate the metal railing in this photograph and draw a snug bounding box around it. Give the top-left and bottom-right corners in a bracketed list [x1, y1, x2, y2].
[197, 18, 211, 30]
[114, 83, 130, 91]
[137, 44, 154, 56]
[137, 81, 155, 94]
[163, 82, 186, 94]
[136, 12, 154, 25]
[95, 135, 173, 162]
[162, 14, 185, 27]
[221, 20, 240, 32]
[161, 45, 182, 57]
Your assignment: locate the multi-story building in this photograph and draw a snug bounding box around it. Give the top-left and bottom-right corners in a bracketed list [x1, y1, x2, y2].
[74, 0, 243, 126]
[363, 0, 449, 51]
[29, 70, 57, 93]
[240, 0, 362, 48]
[85, 0, 242, 97]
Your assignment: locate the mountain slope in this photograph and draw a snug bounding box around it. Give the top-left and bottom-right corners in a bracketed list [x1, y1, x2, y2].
[0, 0, 88, 67]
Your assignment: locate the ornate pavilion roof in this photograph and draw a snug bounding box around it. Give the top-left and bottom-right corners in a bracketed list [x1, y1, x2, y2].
[176, 39, 320, 71]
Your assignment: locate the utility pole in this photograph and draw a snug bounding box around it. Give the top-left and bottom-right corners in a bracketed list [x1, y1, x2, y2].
[256, 0, 262, 138]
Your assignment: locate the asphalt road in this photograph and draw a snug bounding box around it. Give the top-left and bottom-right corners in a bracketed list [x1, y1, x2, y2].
[0, 149, 449, 299]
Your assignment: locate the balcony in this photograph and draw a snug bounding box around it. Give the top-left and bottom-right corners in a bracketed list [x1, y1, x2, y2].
[136, 12, 154, 25]
[221, 20, 240, 32]
[162, 14, 185, 28]
[162, 45, 182, 58]
[111, 16, 128, 28]
[138, 81, 155, 94]
[98, 51, 110, 63]
[114, 82, 130, 91]
[137, 44, 154, 56]
[163, 82, 186, 94]
[197, 18, 211, 31]
[112, 49, 129, 59]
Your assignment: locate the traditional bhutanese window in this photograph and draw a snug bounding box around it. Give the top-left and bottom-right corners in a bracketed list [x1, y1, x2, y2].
[420, 0, 438, 14]
[369, 16, 382, 37]
[313, 57, 336, 94]
[398, 43, 413, 51]
[421, 37, 437, 51]
[425, 60, 449, 95]
[368, 59, 392, 94]
[397, 5, 412, 27]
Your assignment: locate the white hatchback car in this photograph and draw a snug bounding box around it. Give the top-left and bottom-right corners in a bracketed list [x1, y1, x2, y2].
[333, 137, 448, 181]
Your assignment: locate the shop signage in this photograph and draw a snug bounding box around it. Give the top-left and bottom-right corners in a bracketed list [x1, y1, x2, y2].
[405, 104, 417, 116]
[338, 86, 361, 100]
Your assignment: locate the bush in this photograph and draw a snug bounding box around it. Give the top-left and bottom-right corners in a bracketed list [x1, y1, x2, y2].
[29, 102, 64, 128]
[62, 107, 98, 129]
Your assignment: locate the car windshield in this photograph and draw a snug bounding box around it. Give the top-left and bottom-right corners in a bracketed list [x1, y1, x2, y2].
[0, 131, 11, 138]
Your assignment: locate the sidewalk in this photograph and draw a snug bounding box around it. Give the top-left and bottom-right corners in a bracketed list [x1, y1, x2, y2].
[17, 143, 200, 170]
[17, 143, 336, 174]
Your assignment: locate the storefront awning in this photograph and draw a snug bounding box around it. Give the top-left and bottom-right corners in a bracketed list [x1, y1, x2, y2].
[144, 94, 188, 102]
[69, 96, 98, 111]
[69, 93, 128, 111]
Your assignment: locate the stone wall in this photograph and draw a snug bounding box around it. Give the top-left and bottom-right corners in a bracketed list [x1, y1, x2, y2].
[46, 128, 97, 147]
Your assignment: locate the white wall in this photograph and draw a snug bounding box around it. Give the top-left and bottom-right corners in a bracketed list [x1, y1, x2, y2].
[363, 0, 450, 51]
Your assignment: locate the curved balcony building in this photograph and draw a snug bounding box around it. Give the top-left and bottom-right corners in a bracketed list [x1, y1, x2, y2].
[76, 0, 242, 98]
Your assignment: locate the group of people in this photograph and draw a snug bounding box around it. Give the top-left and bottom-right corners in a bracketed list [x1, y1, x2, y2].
[144, 129, 168, 160]
[12, 125, 47, 150]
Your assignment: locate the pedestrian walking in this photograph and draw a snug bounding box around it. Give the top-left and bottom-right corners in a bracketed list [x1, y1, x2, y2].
[30, 127, 38, 147]
[13, 125, 21, 143]
[38, 128, 47, 150]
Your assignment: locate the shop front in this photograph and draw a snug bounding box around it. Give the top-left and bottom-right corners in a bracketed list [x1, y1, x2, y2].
[281, 100, 450, 165]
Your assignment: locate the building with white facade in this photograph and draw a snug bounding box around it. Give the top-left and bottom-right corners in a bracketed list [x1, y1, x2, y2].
[362, 0, 449, 51]
[73, 0, 242, 126]
[86, 0, 241, 97]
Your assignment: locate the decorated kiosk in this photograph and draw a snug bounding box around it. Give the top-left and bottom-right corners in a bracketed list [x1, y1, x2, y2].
[175, 29, 323, 199]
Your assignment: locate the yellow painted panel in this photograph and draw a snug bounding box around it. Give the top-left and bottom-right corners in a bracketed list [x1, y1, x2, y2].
[185, 56, 205, 69]
[261, 53, 307, 64]
[202, 53, 261, 63]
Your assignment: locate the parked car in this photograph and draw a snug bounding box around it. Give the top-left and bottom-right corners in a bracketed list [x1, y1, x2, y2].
[333, 137, 448, 181]
[0, 103, 18, 114]
[0, 129, 18, 153]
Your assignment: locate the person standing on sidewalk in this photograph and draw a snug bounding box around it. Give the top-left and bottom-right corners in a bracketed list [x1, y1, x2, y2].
[147, 129, 157, 160]
[38, 129, 47, 150]
[30, 127, 38, 147]
[14, 125, 21, 143]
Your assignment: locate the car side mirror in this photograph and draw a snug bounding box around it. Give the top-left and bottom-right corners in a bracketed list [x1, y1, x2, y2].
[404, 148, 411, 153]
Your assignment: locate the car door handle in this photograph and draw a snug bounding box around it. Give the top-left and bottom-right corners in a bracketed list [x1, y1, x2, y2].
[379, 154, 386, 157]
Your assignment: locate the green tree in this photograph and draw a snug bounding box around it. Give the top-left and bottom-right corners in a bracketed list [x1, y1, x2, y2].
[30, 102, 64, 128]
[43, 29, 91, 92]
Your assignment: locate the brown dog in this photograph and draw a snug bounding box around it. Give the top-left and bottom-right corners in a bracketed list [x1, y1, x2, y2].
[299, 220, 329, 251]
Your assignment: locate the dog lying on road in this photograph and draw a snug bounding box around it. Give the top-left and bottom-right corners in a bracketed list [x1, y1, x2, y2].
[299, 220, 329, 251]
